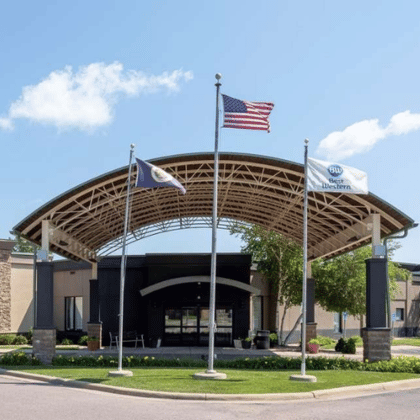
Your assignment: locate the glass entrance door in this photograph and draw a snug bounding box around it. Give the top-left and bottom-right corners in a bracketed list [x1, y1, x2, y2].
[164, 307, 198, 346]
[198, 307, 210, 346]
[215, 308, 233, 346]
[181, 307, 198, 345]
[164, 305, 233, 346]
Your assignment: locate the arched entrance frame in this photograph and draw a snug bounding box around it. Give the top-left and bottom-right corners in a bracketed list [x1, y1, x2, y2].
[13, 152, 415, 264]
[140, 275, 259, 347]
[140, 275, 261, 297]
[13, 152, 415, 361]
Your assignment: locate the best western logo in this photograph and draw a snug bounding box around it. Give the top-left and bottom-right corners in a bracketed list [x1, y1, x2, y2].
[328, 165, 343, 178]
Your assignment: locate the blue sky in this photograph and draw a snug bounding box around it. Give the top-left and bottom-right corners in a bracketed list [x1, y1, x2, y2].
[1, 1, 419, 264]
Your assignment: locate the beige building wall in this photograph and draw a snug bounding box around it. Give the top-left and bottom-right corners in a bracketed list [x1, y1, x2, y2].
[53, 268, 91, 331]
[10, 254, 35, 333]
[407, 274, 420, 334]
[251, 267, 365, 338]
[391, 274, 420, 335]
[275, 301, 362, 336]
[3, 250, 419, 338]
[250, 269, 271, 331]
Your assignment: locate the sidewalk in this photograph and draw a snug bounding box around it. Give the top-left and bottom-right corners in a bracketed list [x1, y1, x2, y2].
[3, 343, 419, 361]
[67, 343, 420, 360]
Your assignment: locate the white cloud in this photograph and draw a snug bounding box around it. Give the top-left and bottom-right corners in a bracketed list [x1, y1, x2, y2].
[386, 110, 420, 135]
[0, 117, 13, 130]
[317, 110, 420, 161]
[1, 62, 193, 131]
[317, 119, 386, 161]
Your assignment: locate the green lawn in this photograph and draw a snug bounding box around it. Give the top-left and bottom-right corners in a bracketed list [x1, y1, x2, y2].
[0, 345, 32, 350]
[9, 366, 419, 394]
[0, 345, 81, 351]
[320, 343, 336, 350]
[315, 336, 420, 350]
[392, 338, 420, 347]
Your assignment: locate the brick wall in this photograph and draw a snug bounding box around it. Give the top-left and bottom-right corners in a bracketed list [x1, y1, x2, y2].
[0, 241, 15, 333]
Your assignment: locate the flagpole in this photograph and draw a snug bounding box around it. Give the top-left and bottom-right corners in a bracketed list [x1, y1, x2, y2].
[109, 143, 135, 377]
[193, 74, 226, 380]
[207, 73, 222, 374]
[301, 139, 309, 377]
[290, 139, 316, 382]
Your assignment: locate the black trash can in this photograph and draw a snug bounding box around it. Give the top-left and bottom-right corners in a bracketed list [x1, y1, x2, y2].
[255, 330, 270, 349]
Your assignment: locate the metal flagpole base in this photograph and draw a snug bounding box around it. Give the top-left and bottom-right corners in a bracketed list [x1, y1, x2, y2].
[193, 371, 227, 380]
[108, 370, 133, 377]
[289, 374, 317, 382]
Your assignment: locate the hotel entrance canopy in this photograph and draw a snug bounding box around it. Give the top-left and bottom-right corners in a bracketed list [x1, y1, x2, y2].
[13, 152, 415, 263]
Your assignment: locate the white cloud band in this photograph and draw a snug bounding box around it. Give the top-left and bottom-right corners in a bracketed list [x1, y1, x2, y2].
[1, 62, 193, 131]
[317, 110, 420, 161]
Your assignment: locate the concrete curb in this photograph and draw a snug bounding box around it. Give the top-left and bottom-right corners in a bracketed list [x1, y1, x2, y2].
[2, 368, 420, 402]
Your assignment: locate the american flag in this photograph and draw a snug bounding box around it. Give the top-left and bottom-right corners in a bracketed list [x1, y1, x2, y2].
[221, 94, 274, 132]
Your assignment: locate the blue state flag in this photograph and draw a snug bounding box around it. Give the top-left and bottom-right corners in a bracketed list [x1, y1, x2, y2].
[135, 158, 186, 194]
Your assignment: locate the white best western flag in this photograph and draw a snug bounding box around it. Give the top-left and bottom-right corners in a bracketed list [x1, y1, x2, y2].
[307, 157, 368, 194]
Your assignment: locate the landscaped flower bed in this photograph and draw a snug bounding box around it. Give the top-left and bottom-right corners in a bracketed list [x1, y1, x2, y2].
[2, 352, 420, 374]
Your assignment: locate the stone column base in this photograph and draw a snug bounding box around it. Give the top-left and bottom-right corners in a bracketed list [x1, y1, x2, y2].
[32, 328, 56, 365]
[305, 323, 317, 350]
[87, 322, 103, 348]
[362, 328, 391, 362]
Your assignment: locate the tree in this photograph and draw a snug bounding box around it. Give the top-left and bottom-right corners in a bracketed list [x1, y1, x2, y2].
[230, 224, 303, 344]
[312, 241, 411, 316]
[9, 234, 37, 253]
[231, 223, 411, 344]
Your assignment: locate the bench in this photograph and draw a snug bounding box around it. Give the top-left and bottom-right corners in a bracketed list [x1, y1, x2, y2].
[109, 331, 145, 349]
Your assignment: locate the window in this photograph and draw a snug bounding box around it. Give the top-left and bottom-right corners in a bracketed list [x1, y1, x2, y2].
[395, 308, 404, 321]
[333, 313, 342, 333]
[252, 296, 262, 332]
[65, 297, 83, 331]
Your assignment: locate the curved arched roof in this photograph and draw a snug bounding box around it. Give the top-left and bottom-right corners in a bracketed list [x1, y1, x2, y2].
[13, 152, 414, 262]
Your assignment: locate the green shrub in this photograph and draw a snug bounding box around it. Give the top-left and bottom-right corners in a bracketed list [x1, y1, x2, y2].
[0, 352, 41, 366]
[0, 353, 412, 373]
[13, 335, 28, 345]
[309, 338, 321, 345]
[269, 333, 278, 346]
[335, 337, 357, 354]
[364, 356, 420, 374]
[60, 338, 73, 345]
[344, 338, 357, 354]
[0, 334, 16, 345]
[78, 335, 89, 345]
[335, 338, 346, 352]
[51, 354, 207, 368]
[27, 328, 33, 344]
[316, 335, 336, 346]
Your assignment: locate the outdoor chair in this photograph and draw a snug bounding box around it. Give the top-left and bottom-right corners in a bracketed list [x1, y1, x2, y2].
[109, 332, 119, 350]
[109, 331, 145, 349]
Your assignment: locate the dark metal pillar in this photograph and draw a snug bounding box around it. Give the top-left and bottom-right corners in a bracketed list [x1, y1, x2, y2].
[305, 278, 317, 348]
[87, 278, 102, 348]
[306, 278, 315, 324]
[366, 258, 387, 328]
[33, 261, 56, 364]
[362, 258, 391, 362]
[89, 279, 100, 323]
[35, 261, 54, 328]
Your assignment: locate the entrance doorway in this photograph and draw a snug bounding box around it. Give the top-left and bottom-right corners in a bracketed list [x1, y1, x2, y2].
[164, 305, 233, 346]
